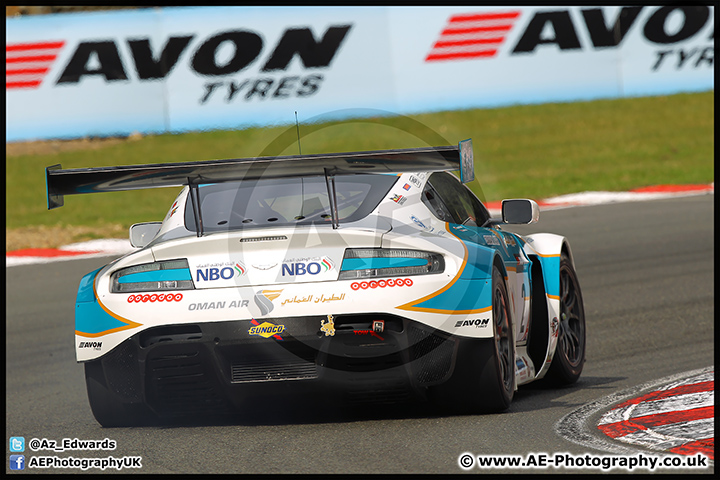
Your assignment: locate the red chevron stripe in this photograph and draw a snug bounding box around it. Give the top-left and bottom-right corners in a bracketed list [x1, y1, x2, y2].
[6, 41, 64, 52]
[6, 80, 43, 89]
[433, 38, 504, 48]
[6, 55, 59, 63]
[441, 25, 513, 35]
[6, 67, 50, 76]
[426, 50, 497, 62]
[449, 11, 520, 23]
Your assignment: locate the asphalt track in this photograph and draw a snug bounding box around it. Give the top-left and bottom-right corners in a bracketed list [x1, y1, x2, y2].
[5, 194, 713, 474]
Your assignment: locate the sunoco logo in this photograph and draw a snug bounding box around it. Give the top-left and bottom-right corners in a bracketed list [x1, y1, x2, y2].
[6, 24, 352, 101]
[79, 341, 102, 350]
[248, 319, 285, 339]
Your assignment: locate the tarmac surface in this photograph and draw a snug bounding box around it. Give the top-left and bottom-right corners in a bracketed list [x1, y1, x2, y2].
[5, 194, 714, 473]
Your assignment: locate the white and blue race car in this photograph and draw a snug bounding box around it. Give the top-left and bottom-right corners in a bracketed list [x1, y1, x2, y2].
[46, 139, 586, 426]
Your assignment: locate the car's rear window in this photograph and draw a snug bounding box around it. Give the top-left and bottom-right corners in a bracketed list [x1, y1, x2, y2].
[185, 174, 398, 232]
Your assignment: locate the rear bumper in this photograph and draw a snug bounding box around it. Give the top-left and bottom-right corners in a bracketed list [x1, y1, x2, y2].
[91, 313, 461, 417]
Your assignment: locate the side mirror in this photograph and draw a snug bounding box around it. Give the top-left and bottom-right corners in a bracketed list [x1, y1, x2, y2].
[129, 222, 162, 248]
[502, 199, 539, 224]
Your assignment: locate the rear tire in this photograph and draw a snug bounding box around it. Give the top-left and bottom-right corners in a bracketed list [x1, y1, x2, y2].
[85, 360, 154, 427]
[432, 264, 514, 413]
[545, 252, 586, 385]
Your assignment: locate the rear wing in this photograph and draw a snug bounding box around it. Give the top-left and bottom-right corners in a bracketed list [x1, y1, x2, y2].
[46, 139, 474, 230]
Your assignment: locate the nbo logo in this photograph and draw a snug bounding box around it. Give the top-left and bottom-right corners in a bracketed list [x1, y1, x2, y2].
[281, 258, 334, 277]
[196, 263, 245, 282]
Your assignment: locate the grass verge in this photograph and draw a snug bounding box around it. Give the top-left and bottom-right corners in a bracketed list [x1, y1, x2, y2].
[6, 91, 713, 250]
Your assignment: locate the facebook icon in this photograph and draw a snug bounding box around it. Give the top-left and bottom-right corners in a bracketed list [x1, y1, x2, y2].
[9, 455, 25, 470]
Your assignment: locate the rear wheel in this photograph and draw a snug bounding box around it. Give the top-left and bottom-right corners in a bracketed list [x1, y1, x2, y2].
[545, 252, 586, 384]
[85, 360, 154, 427]
[478, 265, 515, 410]
[432, 265, 514, 412]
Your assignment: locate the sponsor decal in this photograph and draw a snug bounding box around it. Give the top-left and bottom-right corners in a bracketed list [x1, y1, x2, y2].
[6, 41, 66, 89]
[248, 318, 284, 340]
[354, 329, 384, 340]
[320, 314, 336, 337]
[169, 200, 179, 217]
[196, 260, 247, 281]
[127, 293, 183, 303]
[483, 235, 500, 246]
[188, 299, 249, 310]
[410, 214, 435, 233]
[281, 256, 335, 276]
[12, 25, 353, 103]
[403, 183, 411, 191]
[451, 225, 470, 233]
[390, 194, 407, 205]
[454, 318, 490, 328]
[409, 175, 423, 188]
[281, 293, 345, 305]
[504, 234, 517, 247]
[254, 289, 283, 316]
[351, 278, 413, 290]
[78, 341, 102, 351]
[426, 7, 714, 75]
[551, 316, 559, 337]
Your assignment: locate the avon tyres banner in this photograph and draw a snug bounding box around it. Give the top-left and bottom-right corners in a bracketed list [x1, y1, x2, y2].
[6, 7, 394, 142]
[387, 5, 714, 114]
[6, 6, 714, 142]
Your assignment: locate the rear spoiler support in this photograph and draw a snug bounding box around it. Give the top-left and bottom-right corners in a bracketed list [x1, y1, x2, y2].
[188, 182, 204, 237]
[324, 169, 340, 229]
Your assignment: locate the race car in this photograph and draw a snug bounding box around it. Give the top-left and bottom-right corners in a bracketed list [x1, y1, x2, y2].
[46, 139, 586, 427]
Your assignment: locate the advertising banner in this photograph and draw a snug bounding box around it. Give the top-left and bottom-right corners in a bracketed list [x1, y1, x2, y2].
[6, 6, 714, 142]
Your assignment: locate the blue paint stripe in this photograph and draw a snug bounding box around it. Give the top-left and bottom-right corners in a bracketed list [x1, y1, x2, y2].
[538, 255, 560, 297]
[76, 267, 102, 303]
[118, 268, 192, 284]
[75, 267, 135, 335]
[407, 228, 495, 312]
[340, 257, 428, 271]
